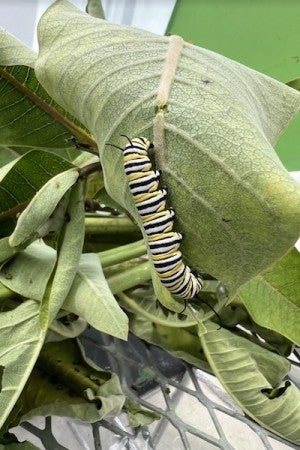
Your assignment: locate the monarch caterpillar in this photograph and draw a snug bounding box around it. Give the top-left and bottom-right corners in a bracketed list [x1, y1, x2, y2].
[110, 135, 204, 300]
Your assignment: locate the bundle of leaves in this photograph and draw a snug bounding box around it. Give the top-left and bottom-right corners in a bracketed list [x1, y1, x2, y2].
[0, 0, 299, 446]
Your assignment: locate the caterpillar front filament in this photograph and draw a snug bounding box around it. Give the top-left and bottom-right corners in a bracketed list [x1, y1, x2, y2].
[115, 136, 204, 300]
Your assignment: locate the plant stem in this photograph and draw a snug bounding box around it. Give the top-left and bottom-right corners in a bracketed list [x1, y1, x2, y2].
[107, 261, 151, 294]
[85, 216, 140, 235]
[99, 239, 146, 268]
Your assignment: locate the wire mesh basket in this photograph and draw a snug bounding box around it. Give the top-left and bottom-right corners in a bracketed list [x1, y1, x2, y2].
[12, 328, 299, 450]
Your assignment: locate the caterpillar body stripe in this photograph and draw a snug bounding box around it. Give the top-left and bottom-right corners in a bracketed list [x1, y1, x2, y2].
[134, 189, 168, 216]
[119, 136, 204, 300]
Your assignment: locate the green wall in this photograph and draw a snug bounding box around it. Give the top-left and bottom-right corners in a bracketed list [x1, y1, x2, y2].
[167, 0, 300, 170]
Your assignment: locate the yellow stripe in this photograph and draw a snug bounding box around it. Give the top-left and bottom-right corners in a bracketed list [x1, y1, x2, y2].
[131, 138, 151, 148]
[167, 278, 186, 292]
[152, 250, 181, 261]
[158, 262, 184, 279]
[148, 232, 178, 242]
[134, 190, 163, 203]
[148, 182, 159, 192]
[127, 171, 155, 182]
[124, 153, 147, 162]
[142, 210, 171, 223]
[164, 223, 173, 232]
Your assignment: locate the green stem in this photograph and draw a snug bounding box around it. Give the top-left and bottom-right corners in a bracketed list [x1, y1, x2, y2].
[99, 239, 146, 268]
[107, 261, 151, 294]
[85, 216, 140, 235]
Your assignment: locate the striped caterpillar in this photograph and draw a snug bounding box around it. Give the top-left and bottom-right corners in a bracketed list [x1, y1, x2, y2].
[114, 135, 204, 300]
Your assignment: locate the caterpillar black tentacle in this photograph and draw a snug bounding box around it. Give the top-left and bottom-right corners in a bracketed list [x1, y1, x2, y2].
[115, 136, 204, 301]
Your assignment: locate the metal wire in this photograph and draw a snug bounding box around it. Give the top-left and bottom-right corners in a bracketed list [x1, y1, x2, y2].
[14, 329, 298, 450]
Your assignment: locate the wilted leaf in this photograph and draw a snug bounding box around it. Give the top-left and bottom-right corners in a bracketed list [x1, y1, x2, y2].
[125, 400, 160, 427]
[119, 286, 201, 328]
[50, 316, 87, 338]
[64, 253, 128, 340]
[0, 241, 56, 298]
[14, 340, 125, 424]
[35, 0, 300, 298]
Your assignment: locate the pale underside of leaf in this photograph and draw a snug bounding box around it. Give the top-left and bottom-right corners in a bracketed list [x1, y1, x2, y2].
[0, 300, 46, 429]
[9, 168, 79, 246]
[39, 180, 86, 329]
[200, 323, 300, 445]
[0, 28, 37, 67]
[238, 248, 300, 345]
[63, 253, 128, 339]
[35, 0, 300, 297]
[0, 241, 128, 339]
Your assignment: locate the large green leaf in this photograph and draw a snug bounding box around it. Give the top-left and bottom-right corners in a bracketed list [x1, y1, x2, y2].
[0, 147, 19, 166]
[35, 0, 300, 297]
[0, 29, 93, 152]
[0, 150, 73, 238]
[0, 300, 46, 429]
[238, 248, 300, 345]
[200, 322, 300, 445]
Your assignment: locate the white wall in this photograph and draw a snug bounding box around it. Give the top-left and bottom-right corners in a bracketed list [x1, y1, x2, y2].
[0, 0, 176, 50]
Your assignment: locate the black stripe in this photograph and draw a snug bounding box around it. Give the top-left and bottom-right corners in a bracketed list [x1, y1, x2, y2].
[153, 254, 182, 269]
[129, 175, 158, 189]
[124, 158, 150, 168]
[149, 237, 181, 250]
[143, 215, 173, 231]
[136, 199, 165, 215]
[159, 266, 186, 284]
[161, 273, 187, 290]
[171, 280, 192, 296]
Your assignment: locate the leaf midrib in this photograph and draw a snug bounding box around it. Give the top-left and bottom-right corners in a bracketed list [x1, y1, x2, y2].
[0, 66, 95, 146]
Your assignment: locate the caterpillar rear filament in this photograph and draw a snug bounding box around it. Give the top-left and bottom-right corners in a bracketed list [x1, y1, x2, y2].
[111, 135, 204, 300]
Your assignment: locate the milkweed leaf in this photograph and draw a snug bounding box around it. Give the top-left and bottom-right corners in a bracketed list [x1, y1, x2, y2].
[40, 180, 86, 329]
[9, 168, 79, 246]
[0, 150, 73, 238]
[0, 29, 92, 154]
[200, 322, 300, 445]
[0, 301, 46, 429]
[238, 248, 300, 345]
[9, 340, 125, 426]
[0, 241, 128, 339]
[35, 0, 300, 297]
